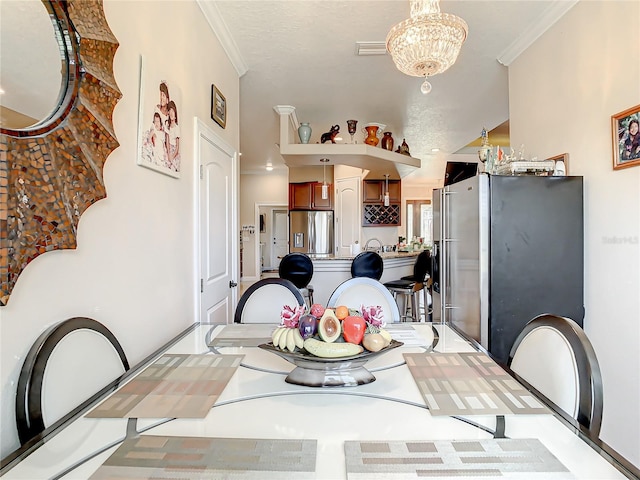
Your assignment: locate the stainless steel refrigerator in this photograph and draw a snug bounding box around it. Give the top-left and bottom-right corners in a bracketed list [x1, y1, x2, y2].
[432, 174, 584, 364]
[289, 211, 334, 255]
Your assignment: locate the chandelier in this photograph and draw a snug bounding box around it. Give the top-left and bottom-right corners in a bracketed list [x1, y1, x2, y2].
[386, 0, 468, 94]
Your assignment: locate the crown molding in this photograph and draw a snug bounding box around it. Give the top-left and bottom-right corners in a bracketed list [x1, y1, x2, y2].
[196, 0, 248, 77]
[497, 0, 579, 66]
[273, 105, 299, 133]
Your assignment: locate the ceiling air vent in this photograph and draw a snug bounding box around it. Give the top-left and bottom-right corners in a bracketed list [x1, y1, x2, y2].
[355, 41, 387, 56]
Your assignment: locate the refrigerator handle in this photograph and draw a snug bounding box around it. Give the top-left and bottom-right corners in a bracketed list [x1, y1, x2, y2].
[440, 188, 448, 325]
[308, 214, 315, 253]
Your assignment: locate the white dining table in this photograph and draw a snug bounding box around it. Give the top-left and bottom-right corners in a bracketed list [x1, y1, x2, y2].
[0, 323, 634, 479]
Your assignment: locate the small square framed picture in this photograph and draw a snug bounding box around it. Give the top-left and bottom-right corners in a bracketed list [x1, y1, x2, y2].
[211, 84, 226, 129]
[612, 104, 640, 170]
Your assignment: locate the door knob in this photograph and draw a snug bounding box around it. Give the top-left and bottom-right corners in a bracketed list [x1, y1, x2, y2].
[229, 280, 238, 288]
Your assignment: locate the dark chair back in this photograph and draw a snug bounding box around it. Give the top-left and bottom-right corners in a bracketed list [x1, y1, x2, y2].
[278, 253, 313, 289]
[351, 251, 383, 280]
[413, 250, 431, 282]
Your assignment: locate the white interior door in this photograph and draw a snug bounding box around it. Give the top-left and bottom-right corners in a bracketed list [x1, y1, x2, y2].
[336, 177, 360, 256]
[196, 118, 238, 324]
[272, 210, 289, 267]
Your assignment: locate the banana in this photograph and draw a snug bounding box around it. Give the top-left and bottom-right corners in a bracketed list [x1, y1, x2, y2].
[293, 328, 304, 349]
[272, 327, 285, 346]
[286, 328, 296, 352]
[304, 338, 364, 358]
[278, 328, 289, 350]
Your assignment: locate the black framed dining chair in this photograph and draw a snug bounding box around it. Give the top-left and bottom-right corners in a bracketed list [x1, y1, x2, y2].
[327, 277, 400, 323]
[278, 252, 314, 307]
[350, 251, 383, 280]
[15, 317, 129, 445]
[234, 278, 305, 323]
[508, 314, 603, 438]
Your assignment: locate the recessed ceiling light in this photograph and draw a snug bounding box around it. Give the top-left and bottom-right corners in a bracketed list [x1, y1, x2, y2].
[266, 165, 273, 171]
[431, 148, 440, 153]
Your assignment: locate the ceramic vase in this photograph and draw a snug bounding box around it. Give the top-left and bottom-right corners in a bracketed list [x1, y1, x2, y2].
[298, 123, 312, 144]
[364, 125, 379, 146]
[381, 132, 394, 151]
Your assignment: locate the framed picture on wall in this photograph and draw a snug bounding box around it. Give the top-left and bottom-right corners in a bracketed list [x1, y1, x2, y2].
[612, 104, 640, 170]
[137, 56, 182, 178]
[545, 153, 569, 176]
[211, 84, 226, 129]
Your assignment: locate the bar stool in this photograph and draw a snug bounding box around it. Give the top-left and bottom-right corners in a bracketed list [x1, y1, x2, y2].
[350, 251, 383, 280]
[278, 253, 314, 307]
[383, 250, 431, 322]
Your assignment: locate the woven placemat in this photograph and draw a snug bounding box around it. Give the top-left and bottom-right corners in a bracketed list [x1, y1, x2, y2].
[209, 324, 276, 348]
[87, 354, 244, 418]
[345, 438, 573, 479]
[90, 436, 317, 479]
[404, 352, 548, 416]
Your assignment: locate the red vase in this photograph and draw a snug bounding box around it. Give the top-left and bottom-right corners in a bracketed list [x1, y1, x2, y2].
[364, 126, 379, 146]
[381, 132, 394, 151]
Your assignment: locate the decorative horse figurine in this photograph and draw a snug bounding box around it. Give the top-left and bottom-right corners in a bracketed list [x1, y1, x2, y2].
[321, 125, 340, 144]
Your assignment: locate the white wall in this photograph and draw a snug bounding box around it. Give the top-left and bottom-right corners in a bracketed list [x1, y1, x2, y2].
[240, 171, 289, 279]
[0, 0, 239, 457]
[509, 0, 639, 467]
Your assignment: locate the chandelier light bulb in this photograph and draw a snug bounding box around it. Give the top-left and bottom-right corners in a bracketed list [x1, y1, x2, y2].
[420, 78, 432, 95]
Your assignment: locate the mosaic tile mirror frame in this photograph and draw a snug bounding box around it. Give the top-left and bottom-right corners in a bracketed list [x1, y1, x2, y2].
[0, 0, 121, 305]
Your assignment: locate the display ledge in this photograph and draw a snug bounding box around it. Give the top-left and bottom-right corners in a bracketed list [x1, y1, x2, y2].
[310, 251, 421, 261]
[274, 105, 421, 178]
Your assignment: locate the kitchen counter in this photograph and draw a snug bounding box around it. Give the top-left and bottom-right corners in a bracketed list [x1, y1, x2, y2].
[309, 251, 423, 305]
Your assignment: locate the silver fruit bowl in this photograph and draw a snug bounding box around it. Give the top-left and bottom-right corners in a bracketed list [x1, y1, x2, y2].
[258, 340, 403, 387]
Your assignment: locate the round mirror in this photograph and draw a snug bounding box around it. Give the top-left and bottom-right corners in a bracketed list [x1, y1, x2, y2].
[1, 0, 121, 306]
[0, 0, 65, 130]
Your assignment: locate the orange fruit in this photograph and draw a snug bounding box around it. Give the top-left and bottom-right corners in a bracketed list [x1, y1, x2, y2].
[335, 305, 349, 320]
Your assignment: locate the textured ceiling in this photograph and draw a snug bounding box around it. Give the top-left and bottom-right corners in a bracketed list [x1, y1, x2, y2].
[212, 0, 575, 182]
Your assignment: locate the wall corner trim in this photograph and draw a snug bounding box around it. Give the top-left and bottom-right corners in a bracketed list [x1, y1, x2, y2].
[196, 0, 248, 77]
[497, 0, 579, 66]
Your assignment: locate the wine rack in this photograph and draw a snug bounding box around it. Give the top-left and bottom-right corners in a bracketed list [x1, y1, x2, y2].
[363, 204, 400, 226]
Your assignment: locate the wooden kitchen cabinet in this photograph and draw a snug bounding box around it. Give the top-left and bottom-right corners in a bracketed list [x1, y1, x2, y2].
[289, 182, 333, 210]
[312, 182, 333, 210]
[362, 179, 401, 226]
[289, 182, 312, 210]
[362, 179, 401, 203]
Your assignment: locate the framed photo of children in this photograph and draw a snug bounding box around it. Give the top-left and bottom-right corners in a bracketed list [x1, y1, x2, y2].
[612, 104, 640, 170]
[211, 84, 226, 129]
[137, 56, 182, 178]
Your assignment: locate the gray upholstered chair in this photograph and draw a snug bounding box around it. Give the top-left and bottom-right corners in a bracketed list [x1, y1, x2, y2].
[508, 314, 603, 437]
[234, 278, 305, 323]
[16, 317, 129, 444]
[327, 277, 400, 324]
